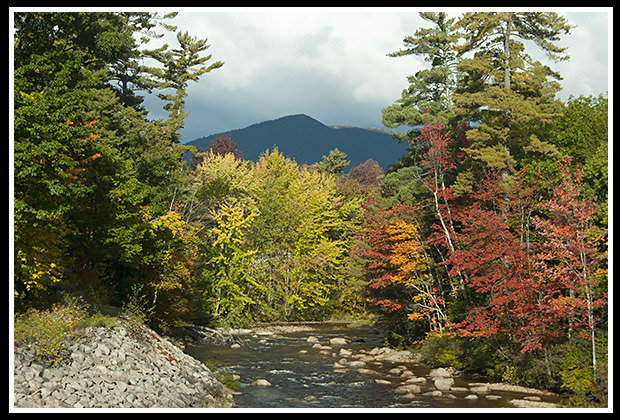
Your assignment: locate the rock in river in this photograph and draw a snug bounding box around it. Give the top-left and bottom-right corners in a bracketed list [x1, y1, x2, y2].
[434, 377, 455, 391]
[251, 379, 272, 387]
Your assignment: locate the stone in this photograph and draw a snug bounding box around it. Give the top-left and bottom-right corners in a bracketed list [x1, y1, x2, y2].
[329, 337, 348, 345]
[434, 377, 455, 391]
[251, 379, 272, 387]
[339, 348, 352, 356]
[394, 384, 421, 394]
[346, 360, 366, 368]
[508, 399, 557, 408]
[464, 394, 479, 400]
[374, 348, 414, 363]
[306, 336, 319, 343]
[424, 390, 443, 397]
[428, 367, 452, 377]
[405, 376, 426, 384]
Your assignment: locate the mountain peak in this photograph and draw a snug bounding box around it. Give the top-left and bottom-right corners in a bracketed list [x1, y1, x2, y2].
[187, 114, 408, 170]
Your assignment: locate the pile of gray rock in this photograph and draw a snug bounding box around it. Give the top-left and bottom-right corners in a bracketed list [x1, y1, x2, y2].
[13, 320, 235, 409]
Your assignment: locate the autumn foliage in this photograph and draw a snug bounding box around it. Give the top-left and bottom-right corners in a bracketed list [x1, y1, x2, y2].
[358, 117, 607, 396]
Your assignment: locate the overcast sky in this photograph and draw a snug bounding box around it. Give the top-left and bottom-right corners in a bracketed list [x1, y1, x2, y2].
[139, 8, 611, 143]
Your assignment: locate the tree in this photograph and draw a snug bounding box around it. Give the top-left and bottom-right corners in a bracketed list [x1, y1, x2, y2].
[14, 12, 114, 302]
[532, 158, 607, 379]
[313, 148, 350, 176]
[452, 12, 572, 180]
[13, 12, 223, 322]
[382, 12, 461, 132]
[200, 203, 259, 327]
[445, 171, 542, 350]
[345, 158, 384, 188]
[144, 30, 223, 144]
[359, 202, 446, 336]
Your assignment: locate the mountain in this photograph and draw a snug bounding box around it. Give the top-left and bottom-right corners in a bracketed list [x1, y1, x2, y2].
[185, 114, 409, 171]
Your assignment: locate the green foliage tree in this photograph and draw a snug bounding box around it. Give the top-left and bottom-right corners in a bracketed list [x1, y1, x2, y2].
[200, 203, 259, 327]
[248, 149, 348, 320]
[13, 12, 222, 324]
[452, 12, 572, 181]
[144, 31, 223, 144]
[313, 148, 350, 175]
[382, 12, 461, 132]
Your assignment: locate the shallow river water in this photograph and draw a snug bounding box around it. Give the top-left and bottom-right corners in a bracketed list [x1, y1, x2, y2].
[184, 323, 562, 409]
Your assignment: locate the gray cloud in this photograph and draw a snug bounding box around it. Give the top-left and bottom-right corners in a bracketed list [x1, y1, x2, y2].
[140, 9, 609, 142]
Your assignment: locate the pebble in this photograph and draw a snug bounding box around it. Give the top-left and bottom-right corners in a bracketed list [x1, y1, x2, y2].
[13, 321, 235, 408]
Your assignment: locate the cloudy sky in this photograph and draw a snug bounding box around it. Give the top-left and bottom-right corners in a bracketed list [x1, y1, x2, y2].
[139, 8, 611, 143]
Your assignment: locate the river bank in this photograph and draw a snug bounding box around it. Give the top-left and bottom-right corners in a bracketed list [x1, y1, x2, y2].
[12, 319, 235, 409]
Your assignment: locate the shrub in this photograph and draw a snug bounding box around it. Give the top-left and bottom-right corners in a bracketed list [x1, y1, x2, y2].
[14, 296, 88, 365]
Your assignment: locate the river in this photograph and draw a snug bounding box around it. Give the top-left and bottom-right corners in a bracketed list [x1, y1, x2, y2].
[184, 322, 562, 409]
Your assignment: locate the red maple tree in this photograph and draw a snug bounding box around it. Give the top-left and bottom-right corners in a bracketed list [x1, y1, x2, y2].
[446, 159, 607, 364]
[531, 157, 607, 373]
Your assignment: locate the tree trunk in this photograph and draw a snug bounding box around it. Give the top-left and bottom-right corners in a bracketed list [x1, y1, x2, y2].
[504, 14, 513, 92]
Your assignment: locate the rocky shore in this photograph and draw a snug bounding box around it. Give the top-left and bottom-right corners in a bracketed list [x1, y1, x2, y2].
[13, 319, 235, 409]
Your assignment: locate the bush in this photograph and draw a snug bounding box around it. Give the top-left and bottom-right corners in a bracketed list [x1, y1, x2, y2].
[418, 332, 465, 370]
[14, 296, 88, 365]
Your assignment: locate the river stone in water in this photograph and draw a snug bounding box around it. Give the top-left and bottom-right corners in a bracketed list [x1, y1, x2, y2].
[429, 367, 452, 377]
[251, 379, 272, 386]
[434, 377, 455, 391]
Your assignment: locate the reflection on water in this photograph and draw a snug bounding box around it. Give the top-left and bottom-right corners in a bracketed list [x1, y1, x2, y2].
[184, 323, 560, 409]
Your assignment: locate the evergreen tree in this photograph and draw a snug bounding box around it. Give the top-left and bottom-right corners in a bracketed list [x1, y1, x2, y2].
[313, 148, 350, 176]
[452, 12, 573, 183]
[382, 12, 461, 131]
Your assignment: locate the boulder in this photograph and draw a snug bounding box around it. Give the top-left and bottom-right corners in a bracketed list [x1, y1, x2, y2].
[339, 348, 352, 356]
[251, 379, 272, 387]
[433, 377, 455, 391]
[329, 337, 348, 345]
[387, 368, 402, 375]
[428, 367, 452, 377]
[394, 384, 421, 394]
[373, 348, 414, 363]
[405, 376, 426, 384]
[306, 336, 319, 343]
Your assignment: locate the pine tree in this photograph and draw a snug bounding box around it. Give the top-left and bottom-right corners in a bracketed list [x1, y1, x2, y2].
[453, 12, 573, 182]
[382, 12, 461, 132]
